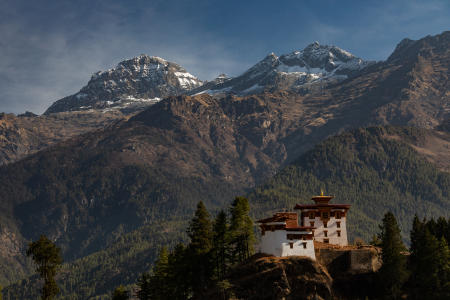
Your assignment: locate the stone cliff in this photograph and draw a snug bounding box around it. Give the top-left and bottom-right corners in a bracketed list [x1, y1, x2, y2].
[208, 245, 381, 300]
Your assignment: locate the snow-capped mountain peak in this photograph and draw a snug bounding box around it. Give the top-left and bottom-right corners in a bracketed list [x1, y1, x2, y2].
[192, 42, 374, 96]
[45, 54, 203, 114]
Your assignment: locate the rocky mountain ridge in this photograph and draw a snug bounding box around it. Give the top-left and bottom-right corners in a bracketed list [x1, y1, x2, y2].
[193, 42, 374, 95]
[0, 111, 126, 165]
[44, 55, 203, 114]
[44, 42, 374, 115]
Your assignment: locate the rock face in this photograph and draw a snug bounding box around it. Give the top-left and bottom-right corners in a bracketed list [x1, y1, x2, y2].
[191, 42, 374, 95]
[44, 55, 203, 114]
[211, 254, 334, 300]
[0, 111, 125, 165]
[209, 248, 381, 300]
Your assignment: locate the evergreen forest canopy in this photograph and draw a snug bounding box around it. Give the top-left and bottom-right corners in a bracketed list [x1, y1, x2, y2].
[249, 126, 450, 243]
[108, 207, 450, 299]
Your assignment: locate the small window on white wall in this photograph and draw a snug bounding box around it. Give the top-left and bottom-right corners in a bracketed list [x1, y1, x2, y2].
[289, 242, 293, 249]
[302, 242, 307, 249]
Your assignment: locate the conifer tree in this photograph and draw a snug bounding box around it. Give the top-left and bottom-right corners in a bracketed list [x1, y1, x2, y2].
[408, 215, 424, 294]
[187, 201, 213, 254]
[136, 272, 151, 300]
[212, 210, 229, 280]
[418, 230, 442, 297]
[229, 196, 255, 263]
[436, 217, 449, 243]
[167, 243, 190, 299]
[377, 212, 408, 298]
[0, 284, 2, 300]
[111, 285, 129, 300]
[147, 247, 170, 300]
[26, 235, 63, 300]
[436, 237, 450, 299]
[409, 215, 424, 265]
[187, 201, 214, 298]
[409, 218, 450, 299]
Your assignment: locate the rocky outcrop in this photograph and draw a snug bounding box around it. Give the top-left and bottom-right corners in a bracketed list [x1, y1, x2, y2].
[210, 254, 334, 300]
[209, 248, 382, 300]
[0, 111, 125, 165]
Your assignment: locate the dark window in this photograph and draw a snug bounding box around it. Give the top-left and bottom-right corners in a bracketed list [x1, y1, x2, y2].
[337, 230, 341, 237]
[324, 231, 328, 237]
[336, 212, 341, 219]
[330, 212, 335, 217]
[337, 222, 341, 228]
[324, 222, 327, 228]
[322, 212, 329, 219]
[287, 234, 303, 240]
[262, 230, 265, 236]
[303, 242, 307, 249]
[310, 221, 315, 227]
[289, 242, 293, 249]
[324, 239, 329, 243]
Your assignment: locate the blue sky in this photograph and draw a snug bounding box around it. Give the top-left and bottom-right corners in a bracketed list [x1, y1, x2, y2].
[1, 0, 449, 114]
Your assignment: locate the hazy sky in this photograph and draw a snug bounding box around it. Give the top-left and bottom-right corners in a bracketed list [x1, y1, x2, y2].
[1, 0, 449, 114]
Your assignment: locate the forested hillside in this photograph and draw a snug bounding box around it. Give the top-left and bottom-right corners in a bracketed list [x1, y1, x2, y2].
[249, 126, 450, 242]
[4, 126, 450, 299]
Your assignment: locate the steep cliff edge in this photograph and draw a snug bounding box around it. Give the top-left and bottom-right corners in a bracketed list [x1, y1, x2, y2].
[209, 246, 381, 299]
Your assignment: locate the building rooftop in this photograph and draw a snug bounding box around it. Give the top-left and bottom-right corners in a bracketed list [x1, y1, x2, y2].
[257, 212, 315, 231]
[294, 191, 350, 210]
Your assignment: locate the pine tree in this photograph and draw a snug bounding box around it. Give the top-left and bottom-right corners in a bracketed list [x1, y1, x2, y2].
[186, 201, 214, 298]
[168, 243, 190, 299]
[436, 237, 450, 299]
[409, 217, 450, 299]
[229, 196, 255, 263]
[436, 217, 449, 242]
[212, 210, 229, 280]
[409, 216, 424, 266]
[136, 272, 151, 300]
[147, 247, 170, 300]
[187, 201, 213, 254]
[26, 235, 63, 300]
[377, 212, 408, 299]
[408, 215, 425, 295]
[112, 285, 129, 300]
[419, 230, 441, 297]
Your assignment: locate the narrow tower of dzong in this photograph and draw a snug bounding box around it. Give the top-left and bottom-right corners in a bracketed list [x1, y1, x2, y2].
[295, 191, 350, 246]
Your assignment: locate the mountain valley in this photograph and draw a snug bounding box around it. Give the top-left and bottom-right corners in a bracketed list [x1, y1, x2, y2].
[0, 31, 449, 298]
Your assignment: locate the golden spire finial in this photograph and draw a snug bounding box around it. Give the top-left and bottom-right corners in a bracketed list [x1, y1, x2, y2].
[320, 189, 324, 196]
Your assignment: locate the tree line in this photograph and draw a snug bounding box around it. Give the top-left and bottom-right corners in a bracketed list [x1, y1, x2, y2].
[113, 196, 255, 300]
[18, 199, 448, 299]
[377, 213, 449, 299]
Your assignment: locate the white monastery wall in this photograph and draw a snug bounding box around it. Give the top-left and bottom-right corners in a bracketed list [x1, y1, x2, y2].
[259, 230, 316, 260]
[302, 212, 348, 246]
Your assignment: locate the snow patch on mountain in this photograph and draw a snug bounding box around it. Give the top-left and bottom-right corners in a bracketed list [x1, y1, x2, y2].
[192, 42, 374, 96]
[45, 54, 203, 114]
